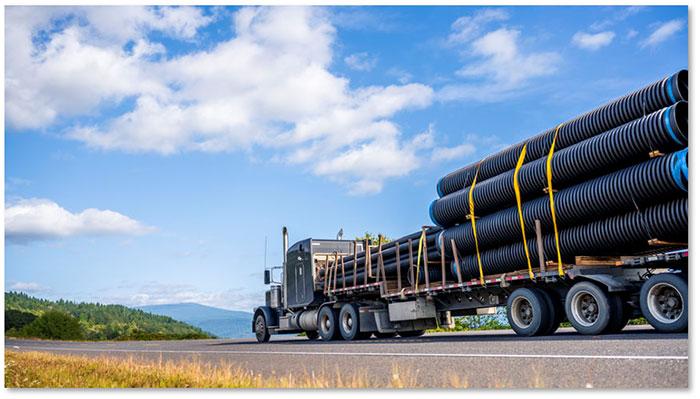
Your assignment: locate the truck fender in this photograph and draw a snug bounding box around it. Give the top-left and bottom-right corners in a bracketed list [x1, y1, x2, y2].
[573, 274, 630, 292]
[252, 306, 278, 332]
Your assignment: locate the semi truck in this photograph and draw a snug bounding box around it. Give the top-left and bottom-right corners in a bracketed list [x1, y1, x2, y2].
[252, 227, 688, 342]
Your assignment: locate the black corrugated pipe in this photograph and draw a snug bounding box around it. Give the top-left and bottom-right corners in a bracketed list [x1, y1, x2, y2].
[451, 198, 688, 279]
[437, 149, 688, 256]
[319, 228, 440, 278]
[435, 70, 688, 198]
[431, 101, 688, 226]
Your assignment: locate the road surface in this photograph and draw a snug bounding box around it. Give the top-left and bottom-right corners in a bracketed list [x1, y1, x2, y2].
[6, 325, 687, 388]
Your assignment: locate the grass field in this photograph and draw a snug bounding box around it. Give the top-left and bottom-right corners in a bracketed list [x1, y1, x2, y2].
[4, 350, 443, 388]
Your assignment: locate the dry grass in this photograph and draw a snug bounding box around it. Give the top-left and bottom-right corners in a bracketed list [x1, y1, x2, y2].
[4, 350, 437, 388]
[5, 350, 549, 388]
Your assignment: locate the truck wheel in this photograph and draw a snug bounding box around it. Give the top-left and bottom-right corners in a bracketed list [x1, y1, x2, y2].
[254, 314, 270, 343]
[317, 306, 340, 341]
[339, 303, 363, 341]
[374, 332, 398, 339]
[507, 288, 551, 337]
[640, 273, 688, 333]
[538, 288, 564, 335]
[565, 281, 612, 335]
[604, 294, 631, 334]
[306, 330, 319, 340]
[398, 330, 425, 338]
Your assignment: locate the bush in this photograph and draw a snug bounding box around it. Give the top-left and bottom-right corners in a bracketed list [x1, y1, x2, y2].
[19, 310, 85, 340]
[5, 309, 37, 331]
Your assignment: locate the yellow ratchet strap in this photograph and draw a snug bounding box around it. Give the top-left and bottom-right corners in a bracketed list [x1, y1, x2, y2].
[514, 144, 534, 279]
[547, 124, 565, 276]
[468, 163, 485, 285]
[414, 229, 426, 291]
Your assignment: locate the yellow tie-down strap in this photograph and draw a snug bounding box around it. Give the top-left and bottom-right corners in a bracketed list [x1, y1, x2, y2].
[468, 162, 485, 285]
[547, 124, 565, 276]
[514, 144, 534, 280]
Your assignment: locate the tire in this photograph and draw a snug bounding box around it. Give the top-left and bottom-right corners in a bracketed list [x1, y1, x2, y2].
[640, 273, 688, 333]
[604, 294, 631, 334]
[537, 288, 564, 335]
[254, 313, 270, 343]
[338, 303, 362, 341]
[317, 306, 340, 341]
[506, 288, 551, 337]
[373, 332, 398, 339]
[398, 330, 425, 338]
[305, 330, 319, 340]
[565, 281, 613, 335]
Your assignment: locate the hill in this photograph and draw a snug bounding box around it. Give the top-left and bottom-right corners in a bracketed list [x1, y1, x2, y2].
[5, 292, 212, 341]
[137, 303, 253, 339]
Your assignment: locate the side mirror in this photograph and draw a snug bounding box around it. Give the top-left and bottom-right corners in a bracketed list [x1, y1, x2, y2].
[264, 270, 271, 285]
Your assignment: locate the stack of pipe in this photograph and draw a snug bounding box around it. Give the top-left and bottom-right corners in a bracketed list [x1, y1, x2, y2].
[326, 69, 688, 287]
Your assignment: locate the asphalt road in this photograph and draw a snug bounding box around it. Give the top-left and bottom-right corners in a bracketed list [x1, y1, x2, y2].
[6, 325, 688, 388]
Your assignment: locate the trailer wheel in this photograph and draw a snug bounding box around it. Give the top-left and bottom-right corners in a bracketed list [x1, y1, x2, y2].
[373, 332, 398, 339]
[640, 273, 688, 333]
[305, 330, 319, 340]
[565, 281, 612, 335]
[254, 313, 270, 343]
[398, 330, 425, 338]
[604, 294, 631, 334]
[339, 303, 363, 341]
[538, 289, 564, 335]
[317, 306, 340, 341]
[506, 288, 551, 337]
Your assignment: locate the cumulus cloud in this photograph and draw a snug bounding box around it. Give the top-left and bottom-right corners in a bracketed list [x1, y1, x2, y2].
[5, 198, 155, 243]
[641, 19, 685, 48]
[439, 10, 560, 102]
[572, 31, 615, 50]
[344, 52, 377, 71]
[6, 6, 435, 194]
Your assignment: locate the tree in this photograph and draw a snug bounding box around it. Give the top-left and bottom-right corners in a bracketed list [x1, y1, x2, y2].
[19, 310, 85, 340]
[355, 232, 391, 246]
[5, 309, 37, 331]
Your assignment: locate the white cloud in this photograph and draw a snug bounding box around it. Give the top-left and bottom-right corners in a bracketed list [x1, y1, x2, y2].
[626, 29, 639, 40]
[572, 31, 615, 50]
[589, 6, 645, 31]
[9, 281, 47, 293]
[5, 198, 155, 243]
[344, 52, 377, 71]
[6, 6, 436, 194]
[641, 19, 685, 48]
[447, 8, 509, 45]
[440, 22, 560, 102]
[431, 143, 476, 163]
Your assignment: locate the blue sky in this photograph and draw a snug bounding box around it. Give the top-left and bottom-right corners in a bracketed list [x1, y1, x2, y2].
[4, 5, 687, 310]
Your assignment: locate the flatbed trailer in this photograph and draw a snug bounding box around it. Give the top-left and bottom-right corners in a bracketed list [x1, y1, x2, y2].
[252, 228, 687, 342]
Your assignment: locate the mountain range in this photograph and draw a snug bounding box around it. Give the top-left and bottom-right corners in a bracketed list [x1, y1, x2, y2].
[137, 303, 253, 339]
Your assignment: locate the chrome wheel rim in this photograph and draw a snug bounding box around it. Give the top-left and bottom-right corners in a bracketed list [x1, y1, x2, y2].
[648, 282, 683, 324]
[511, 296, 534, 329]
[255, 316, 266, 339]
[572, 291, 599, 327]
[341, 311, 353, 333]
[320, 313, 332, 334]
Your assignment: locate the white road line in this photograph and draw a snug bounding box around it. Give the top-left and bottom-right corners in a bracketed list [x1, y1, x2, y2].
[7, 346, 688, 361]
